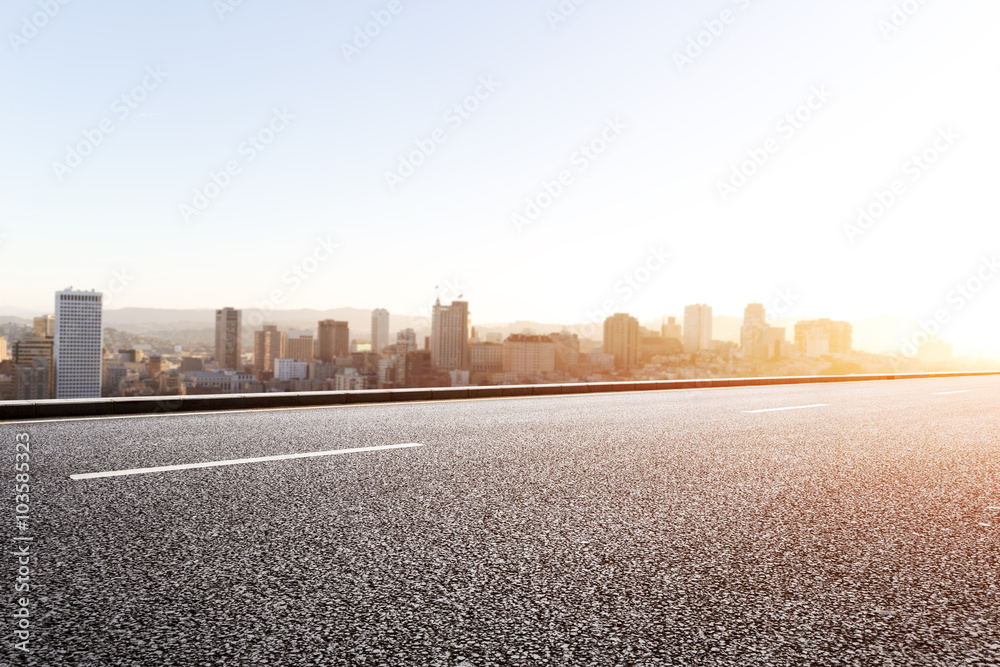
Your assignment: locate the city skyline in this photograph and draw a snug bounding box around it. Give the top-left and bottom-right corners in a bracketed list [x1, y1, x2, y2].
[0, 289, 992, 359]
[1, 1, 998, 360]
[0, 288, 985, 408]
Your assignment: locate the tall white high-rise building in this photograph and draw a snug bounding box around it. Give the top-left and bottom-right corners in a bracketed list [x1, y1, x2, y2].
[54, 289, 104, 399]
[371, 308, 390, 354]
[431, 299, 470, 370]
[683, 304, 712, 353]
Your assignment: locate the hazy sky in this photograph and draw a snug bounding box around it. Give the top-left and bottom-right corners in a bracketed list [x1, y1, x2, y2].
[2, 0, 998, 354]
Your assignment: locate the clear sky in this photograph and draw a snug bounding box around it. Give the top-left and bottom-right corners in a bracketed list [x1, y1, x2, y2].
[1, 0, 998, 355]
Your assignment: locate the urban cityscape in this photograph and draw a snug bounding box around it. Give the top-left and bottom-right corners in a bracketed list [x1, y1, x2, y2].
[0, 288, 975, 402]
[3, 0, 997, 662]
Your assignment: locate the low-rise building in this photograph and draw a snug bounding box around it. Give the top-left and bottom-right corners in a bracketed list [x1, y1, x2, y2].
[275, 358, 309, 381]
[502, 335, 555, 376]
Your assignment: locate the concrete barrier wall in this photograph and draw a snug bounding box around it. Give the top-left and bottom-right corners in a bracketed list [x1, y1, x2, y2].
[2, 370, 999, 422]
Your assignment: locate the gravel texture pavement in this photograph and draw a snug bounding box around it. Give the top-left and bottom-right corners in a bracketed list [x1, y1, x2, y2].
[2, 376, 999, 665]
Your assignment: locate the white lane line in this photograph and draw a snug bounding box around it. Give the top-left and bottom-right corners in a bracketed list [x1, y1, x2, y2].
[932, 390, 971, 395]
[70, 443, 424, 480]
[743, 404, 829, 414]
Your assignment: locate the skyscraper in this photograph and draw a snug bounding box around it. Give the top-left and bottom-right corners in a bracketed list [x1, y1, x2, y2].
[215, 307, 242, 370]
[371, 308, 390, 354]
[740, 303, 768, 360]
[683, 304, 712, 353]
[318, 320, 350, 362]
[55, 289, 103, 399]
[431, 299, 470, 370]
[603, 313, 639, 370]
[253, 324, 286, 374]
[286, 335, 314, 362]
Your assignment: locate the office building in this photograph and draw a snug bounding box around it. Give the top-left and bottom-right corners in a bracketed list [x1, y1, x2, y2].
[377, 356, 403, 387]
[253, 324, 286, 374]
[806, 331, 829, 357]
[763, 327, 786, 361]
[275, 358, 309, 381]
[55, 289, 104, 399]
[371, 308, 390, 354]
[308, 362, 338, 382]
[182, 369, 255, 394]
[12, 337, 55, 399]
[794, 319, 852, 356]
[740, 303, 768, 361]
[215, 307, 242, 370]
[404, 350, 449, 388]
[603, 314, 639, 370]
[431, 299, 470, 370]
[286, 335, 314, 362]
[103, 362, 137, 397]
[15, 359, 51, 400]
[740, 303, 787, 361]
[396, 329, 417, 355]
[683, 304, 713, 353]
[335, 368, 373, 391]
[318, 320, 350, 362]
[180, 357, 204, 372]
[661, 316, 682, 341]
[502, 335, 556, 376]
[33, 315, 54, 338]
[470, 342, 503, 373]
[118, 349, 143, 363]
[549, 332, 581, 371]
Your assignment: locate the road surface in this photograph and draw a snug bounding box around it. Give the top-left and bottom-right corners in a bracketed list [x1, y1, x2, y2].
[3, 376, 999, 665]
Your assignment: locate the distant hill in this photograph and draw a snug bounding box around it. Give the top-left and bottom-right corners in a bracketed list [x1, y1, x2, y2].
[98, 308, 434, 339]
[0, 306, 39, 320]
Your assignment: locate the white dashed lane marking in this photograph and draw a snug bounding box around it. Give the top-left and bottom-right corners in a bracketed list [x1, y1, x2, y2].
[70, 443, 425, 480]
[743, 404, 829, 414]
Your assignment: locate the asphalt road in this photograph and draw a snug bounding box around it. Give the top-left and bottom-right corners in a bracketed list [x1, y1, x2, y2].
[3, 376, 999, 666]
